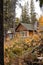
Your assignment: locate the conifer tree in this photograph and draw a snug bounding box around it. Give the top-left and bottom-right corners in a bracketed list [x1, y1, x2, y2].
[21, 2, 30, 23]
[30, 0, 37, 30]
[30, 0, 37, 24]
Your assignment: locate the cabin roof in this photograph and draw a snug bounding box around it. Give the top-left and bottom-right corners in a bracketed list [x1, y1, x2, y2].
[15, 23, 36, 31]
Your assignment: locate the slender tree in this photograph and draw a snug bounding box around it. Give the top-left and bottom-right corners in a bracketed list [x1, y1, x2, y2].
[11, 0, 17, 33]
[3, 0, 11, 34]
[30, 0, 37, 24]
[21, 2, 30, 23]
[30, 0, 38, 30]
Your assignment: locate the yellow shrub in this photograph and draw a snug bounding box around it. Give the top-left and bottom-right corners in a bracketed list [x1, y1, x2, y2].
[33, 34, 40, 41]
[24, 38, 32, 43]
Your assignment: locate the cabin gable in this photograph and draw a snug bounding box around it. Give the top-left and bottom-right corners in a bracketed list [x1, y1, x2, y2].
[15, 24, 28, 32]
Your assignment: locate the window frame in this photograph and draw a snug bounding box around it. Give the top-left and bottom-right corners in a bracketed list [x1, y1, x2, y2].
[20, 31, 27, 37]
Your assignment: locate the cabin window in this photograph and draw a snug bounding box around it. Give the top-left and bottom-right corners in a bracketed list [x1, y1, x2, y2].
[20, 31, 27, 37]
[21, 31, 24, 36]
[24, 31, 27, 37]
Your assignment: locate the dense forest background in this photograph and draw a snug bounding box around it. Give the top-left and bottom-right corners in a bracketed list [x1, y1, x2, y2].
[4, 0, 43, 65]
[3, 0, 43, 35]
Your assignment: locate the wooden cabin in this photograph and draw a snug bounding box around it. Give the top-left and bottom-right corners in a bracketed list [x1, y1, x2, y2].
[15, 23, 37, 38]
